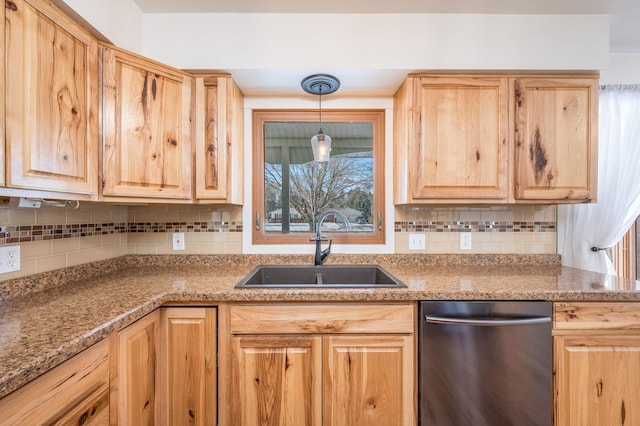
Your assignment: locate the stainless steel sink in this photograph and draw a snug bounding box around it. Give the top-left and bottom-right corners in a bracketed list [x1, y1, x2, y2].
[235, 265, 406, 289]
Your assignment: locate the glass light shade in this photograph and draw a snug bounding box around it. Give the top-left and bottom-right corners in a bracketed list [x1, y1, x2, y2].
[311, 130, 332, 162]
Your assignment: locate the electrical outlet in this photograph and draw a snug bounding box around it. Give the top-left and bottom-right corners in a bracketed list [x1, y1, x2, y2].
[409, 233, 426, 250]
[172, 232, 185, 251]
[0, 245, 21, 274]
[460, 232, 472, 250]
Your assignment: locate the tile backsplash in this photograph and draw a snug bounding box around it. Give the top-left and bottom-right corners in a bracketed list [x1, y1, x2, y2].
[394, 205, 557, 254]
[0, 199, 556, 280]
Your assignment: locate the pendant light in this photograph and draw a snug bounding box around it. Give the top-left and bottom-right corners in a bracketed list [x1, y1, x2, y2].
[301, 74, 340, 162]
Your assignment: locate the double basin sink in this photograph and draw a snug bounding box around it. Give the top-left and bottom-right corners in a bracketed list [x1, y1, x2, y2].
[235, 264, 406, 289]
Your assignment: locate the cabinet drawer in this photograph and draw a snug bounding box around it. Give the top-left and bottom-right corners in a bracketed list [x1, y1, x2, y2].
[230, 303, 414, 334]
[554, 302, 640, 331]
[0, 339, 109, 425]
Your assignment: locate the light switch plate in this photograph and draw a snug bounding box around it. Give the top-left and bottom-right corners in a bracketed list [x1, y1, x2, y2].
[0, 245, 20, 274]
[460, 232, 472, 250]
[172, 232, 185, 251]
[409, 233, 426, 250]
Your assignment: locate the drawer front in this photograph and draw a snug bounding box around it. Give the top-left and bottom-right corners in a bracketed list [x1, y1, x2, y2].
[0, 339, 109, 425]
[230, 303, 414, 334]
[554, 302, 640, 331]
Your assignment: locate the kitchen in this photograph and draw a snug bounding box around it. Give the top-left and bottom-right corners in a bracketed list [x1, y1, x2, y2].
[1, 0, 640, 425]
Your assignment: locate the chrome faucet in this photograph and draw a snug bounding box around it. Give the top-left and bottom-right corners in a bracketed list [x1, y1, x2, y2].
[314, 209, 351, 266]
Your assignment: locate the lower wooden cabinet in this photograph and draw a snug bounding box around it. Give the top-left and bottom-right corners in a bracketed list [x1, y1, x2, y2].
[0, 339, 109, 425]
[158, 307, 217, 425]
[554, 302, 640, 426]
[112, 310, 159, 425]
[227, 303, 416, 426]
[112, 307, 217, 425]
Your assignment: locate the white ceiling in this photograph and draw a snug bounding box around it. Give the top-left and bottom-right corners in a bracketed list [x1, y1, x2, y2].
[131, 0, 640, 95]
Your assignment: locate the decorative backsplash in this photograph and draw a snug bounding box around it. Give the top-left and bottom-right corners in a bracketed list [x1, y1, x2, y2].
[394, 220, 556, 233]
[0, 220, 243, 245]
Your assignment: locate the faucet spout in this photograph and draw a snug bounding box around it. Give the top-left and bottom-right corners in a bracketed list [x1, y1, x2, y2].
[313, 209, 350, 266]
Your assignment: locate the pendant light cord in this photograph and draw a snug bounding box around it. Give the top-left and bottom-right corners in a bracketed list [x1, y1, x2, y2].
[318, 86, 323, 130]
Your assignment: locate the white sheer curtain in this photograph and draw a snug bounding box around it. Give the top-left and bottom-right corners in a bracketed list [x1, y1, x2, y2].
[558, 85, 640, 275]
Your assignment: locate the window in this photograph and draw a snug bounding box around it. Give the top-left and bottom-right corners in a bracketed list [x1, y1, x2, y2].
[252, 110, 385, 245]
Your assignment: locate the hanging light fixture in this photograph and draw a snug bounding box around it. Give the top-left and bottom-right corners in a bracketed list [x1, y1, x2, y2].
[301, 74, 340, 162]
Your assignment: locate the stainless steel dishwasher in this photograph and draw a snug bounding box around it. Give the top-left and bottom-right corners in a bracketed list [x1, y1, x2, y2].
[419, 301, 552, 426]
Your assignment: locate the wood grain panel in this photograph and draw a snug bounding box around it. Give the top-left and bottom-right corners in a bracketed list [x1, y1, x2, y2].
[394, 75, 508, 204]
[324, 335, 414, 426]
[194, 75, 244, 203]
[554, 302, 640, 332]
[116, 311, 158, 425]
[555, 335, 640, 426]
[158, 307, 217, 426]
[5, 0, 99, 194]
[0, 339, 109, 425]
[231, 335, 322, 425]
[101, 45, 192, 200]
[230, 304, 414, 334]
[514, 77, 598, 202]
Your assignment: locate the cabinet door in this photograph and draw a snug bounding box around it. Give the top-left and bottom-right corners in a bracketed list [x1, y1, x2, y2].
[410, 76, 509, 201]
[158, 307, 217, 426]
[194, 75, 244, 204]
[514, 77, 598, 202]
[555, 335, 640, 426]
[231, 335, 322, 425]
[324, 335, 414, 426]
[102, 46, 192, 200]
[115, 311, 159, 425]
[4, 0, 99, 194]
[0, 1, 5, 187]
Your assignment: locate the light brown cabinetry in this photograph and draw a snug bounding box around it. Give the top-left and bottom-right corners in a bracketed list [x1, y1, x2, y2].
[112, 307, 218, 425]
[394, 75, 509, 203]
[227, 303, 416, 426]
[101, 45, 193, 201]
[158, 307, 217, 426]
[394, 72, 598, 204]
[514, 77, 598, 202]
[0, 339, 109, 425]
[194, 75, 244, 204]
[554, 302, 640, 426]
[4, 0, 99, 196]
[112, 310, 159, 425]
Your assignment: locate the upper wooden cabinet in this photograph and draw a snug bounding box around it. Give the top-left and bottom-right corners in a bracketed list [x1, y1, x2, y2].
[394, 75, 509, 203]
[513, 77, 598, 202]
[4, 0, 99, 195]
[194, 75, 244, 204]
[394, 72, 598, 204]
[101, 45, 193, 201]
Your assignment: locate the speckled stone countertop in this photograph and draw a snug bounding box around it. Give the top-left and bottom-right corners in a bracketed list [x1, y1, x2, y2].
[0, 253, 638, 399]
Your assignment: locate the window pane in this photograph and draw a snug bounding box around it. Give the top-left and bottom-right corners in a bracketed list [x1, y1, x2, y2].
[264, 121, 374, 235]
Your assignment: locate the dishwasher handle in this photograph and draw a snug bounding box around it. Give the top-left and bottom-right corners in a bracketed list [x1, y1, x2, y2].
[425, 315, 551, 327]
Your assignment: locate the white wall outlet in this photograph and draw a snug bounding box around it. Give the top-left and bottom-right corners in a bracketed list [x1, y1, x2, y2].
[409, 233, 426, 250]
[0, 245, 21, 274]
[460, 232, 472, 250]
[172, 232, 185, 251]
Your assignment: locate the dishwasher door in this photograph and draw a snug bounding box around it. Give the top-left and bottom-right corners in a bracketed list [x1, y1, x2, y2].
[419, 301, 552, 426]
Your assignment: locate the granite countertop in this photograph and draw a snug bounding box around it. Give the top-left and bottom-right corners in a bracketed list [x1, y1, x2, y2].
[0, 253, 638, 399]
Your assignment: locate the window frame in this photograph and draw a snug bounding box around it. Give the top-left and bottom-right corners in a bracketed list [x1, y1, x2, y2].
[252, 109, 386, 245]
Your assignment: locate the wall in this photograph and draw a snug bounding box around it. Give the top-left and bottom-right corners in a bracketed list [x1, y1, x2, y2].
[141, 14, 609, 71]
[58, 0, 144, 52]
